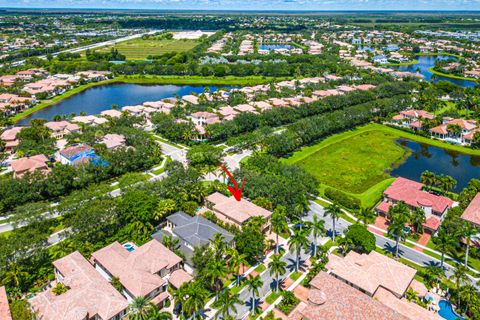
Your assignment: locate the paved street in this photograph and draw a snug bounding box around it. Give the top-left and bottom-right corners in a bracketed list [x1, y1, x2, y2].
[233, 248, 310, 319]
[155, 138, 188, 163]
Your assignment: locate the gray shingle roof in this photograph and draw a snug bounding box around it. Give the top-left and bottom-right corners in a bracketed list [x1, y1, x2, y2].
[166, 211, 191, 226]
[168, 213, 234, 248]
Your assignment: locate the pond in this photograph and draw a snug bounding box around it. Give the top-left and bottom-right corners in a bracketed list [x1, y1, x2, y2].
[17, 83, 228, 125]
[390, 55, 477, 88]
[259, 44, 294, 51]
[391, 139, 480, 192]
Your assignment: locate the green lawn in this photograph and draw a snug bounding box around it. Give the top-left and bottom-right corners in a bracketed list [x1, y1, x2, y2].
[284, 123, 480, 209]
[266, 291, 281, 304]
[96, 38, 199, 60]
[292, 129, 409, 194]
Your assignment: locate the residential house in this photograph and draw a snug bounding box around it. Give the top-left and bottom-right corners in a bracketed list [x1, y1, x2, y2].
[182, 95, 199, 105]
[72, 115, 108, 126]
[0, 286, 12, 320]
[0, 126, 23, 153]
[100, 109, 123, 119]
[373, 55, 389, 64]
[376, 177, 454, 233]
[0, 75, 19, 87]
[100, 134, 126, 150]
[91, 240, 187, 307]
[0, 94, 34, 115]
[59, 144, 96, 165]
[155, 211, 234, 270]
[429, 118, 477, 144]
[391, 109, 435, 130]
[319, 251, 441, 320]
[11, 155, 50, 178]
[461, 192, 480, 227]
[205, 192, 272, 230]
[30, 251, 129, 320]
[44, 121, 80, 139]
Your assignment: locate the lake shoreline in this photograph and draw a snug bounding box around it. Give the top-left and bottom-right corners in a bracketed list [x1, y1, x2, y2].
[12, 75, 283, 123]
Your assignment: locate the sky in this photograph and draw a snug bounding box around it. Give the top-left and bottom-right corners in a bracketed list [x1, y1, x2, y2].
[1, 0, 480, 11]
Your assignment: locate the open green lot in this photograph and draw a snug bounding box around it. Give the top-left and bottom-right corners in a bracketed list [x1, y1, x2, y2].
[97, 38, 199, 60]
[292, 129, 409, 194]
[284, 123, 480, 208]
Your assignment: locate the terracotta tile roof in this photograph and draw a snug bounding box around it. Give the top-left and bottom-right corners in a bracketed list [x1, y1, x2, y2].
[298, 272, 408, 320]
[423, 216, 441, 231]
[461, 192, 480, 226]
[91, 240, 182, 298]
[206, 192, 272, 225]
[60, 145, 92, 160]
[429, 124, 448, 135]
[377, 201, 394, 213]
[409, 279, 428, 297]
[100, 134, 125, 150]
[11, 154, 49, 176]
[30, 251, 128, 320]
[446, 118, 477, 131]
[169, 269, 193, 289]
[0, 127, 23, 141]
[400, 110, 435, 120]
[373, 287, 441, 320]
[100, 109, 123, 118]
[326, 251, 416, 297]
[45, 121, 80, 133]
[384, 177, 453, 214]
[392, 114, 405, 121]
[0, 287, 12, 320]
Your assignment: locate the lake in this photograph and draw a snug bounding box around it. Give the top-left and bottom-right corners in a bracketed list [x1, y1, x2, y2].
[391, 55, 477, 88]
[391, 139, 480, 192]
[18, 83, 228, 125]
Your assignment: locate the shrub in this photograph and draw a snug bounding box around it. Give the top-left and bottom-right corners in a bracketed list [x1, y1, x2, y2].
[278, 291, 300, 315]
[324, 188, 361, 210]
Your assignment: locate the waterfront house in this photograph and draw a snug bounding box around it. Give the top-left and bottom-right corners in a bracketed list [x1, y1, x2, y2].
[100, 109, 123, 118]
[72, 115, 108, 126]
[376, 177, 454, 233]
[205, 192, 272, 230]
[429, 118, 477, 144]
[373, 55, 389, 64]
[391, 109, 435, 130]
[0, 94, 34, 115]
[91, 239, 185, 307]
[30, 251, 129, 320]
[11, 154, 50, 178]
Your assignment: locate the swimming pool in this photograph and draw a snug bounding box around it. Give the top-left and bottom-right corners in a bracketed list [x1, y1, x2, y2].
[438, 300, 463, 320]
[122, 242, 136, 252]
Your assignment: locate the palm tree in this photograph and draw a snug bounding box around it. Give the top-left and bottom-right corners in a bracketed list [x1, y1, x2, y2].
[462, 222, 477, 267]
[436, 228, 456, 268]
[204, 259, 229, 293]
[450, 264, 468, 307]
[420, 170, 436, 190]
[387, 212, 407, 258]
[128, 296, 154, 320]
[213, 290, 243, 319]
[245, 274, 263, 316]
[357, 208, 376, 226]
[294, 196, 309, 230]
[288, 228, 309, 272]
[154, 199, 176, 221]
[324, 203, 341, 242]
[411, 208, 426, 234]
[425, 265, 444, 288]
[271, 206, 289, 254]
[179, 281, 209, 320]
[268, 254, 287, 293]
[308, 213, 326, 257]
[459, 284, 477, 315]
[228, 248, 247, 287]
[163, 235, 179, 251]
[212, 233, 226, 259]
[147, 308, 172, 320]
[440, 175, 457, 194]
[2, 263, 28, 289]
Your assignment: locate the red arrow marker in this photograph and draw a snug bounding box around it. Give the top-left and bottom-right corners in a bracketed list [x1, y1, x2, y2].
[217, 164, 245, 202]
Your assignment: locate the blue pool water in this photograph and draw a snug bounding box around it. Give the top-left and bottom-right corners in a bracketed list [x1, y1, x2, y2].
[438, 300, 463, 320]
[123, 243, 135, 252]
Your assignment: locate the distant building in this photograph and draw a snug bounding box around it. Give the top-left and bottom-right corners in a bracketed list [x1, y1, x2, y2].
[373, 55, 389, 64]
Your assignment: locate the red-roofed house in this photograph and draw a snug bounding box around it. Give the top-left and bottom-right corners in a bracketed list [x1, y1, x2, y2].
[11, 154, 50, 178]
[91, 240, 185, 307]
[205, 192, 272, 230]
[391, 109, 434, 130]
[430, 118, 478, 144]
[461, 192, 480, 227]
[376, 177, 454, 233]
[0, 127, 23, 153]
[45, 121, 80, 139]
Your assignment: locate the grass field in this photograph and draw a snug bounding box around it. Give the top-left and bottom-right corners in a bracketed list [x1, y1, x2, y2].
[284, 123, 480, 208]
[293, 130, 409, 194]
[97, 38, 199, 60]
